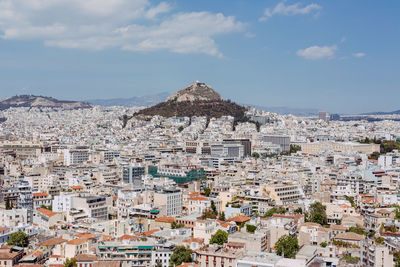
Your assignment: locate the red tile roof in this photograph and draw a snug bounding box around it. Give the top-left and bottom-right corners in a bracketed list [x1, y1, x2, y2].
[37, 208, 58, 217]
[67, 238, 88, 245]
[15, 265, 45, 267]
[227, 215, 251, 223]
[75, 233, 98, 239]
[189, 196, 208, 201]
[33, 193, 49, 198]
[71, 185, 83, 190]
[101, 235, 114, 241]
[142, 229, 160, 237]
[183, 237, 204, 243]
[155, 216, 175, 223]
[177, 263, 199, 267]
[75, 254, 98, 261]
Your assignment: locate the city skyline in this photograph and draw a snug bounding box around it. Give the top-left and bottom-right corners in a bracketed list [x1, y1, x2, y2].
[0, 0, 399, 114]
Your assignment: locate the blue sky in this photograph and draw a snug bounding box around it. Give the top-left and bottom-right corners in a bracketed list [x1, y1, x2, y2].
[0, 0, 399, 114]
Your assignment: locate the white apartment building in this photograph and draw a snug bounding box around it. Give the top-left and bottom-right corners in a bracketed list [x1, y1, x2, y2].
[260, 182, 303, 205]
[153, 188, 182, 217]
[0, 208, 29, 228]
[193, 219, 218, 244]
[63, 148, 90, 166]
[53, 193, 75, 212]
[72, 194, 108, 220]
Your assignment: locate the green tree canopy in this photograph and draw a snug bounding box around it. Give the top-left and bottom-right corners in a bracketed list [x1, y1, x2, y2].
[64, 258, 77, 267]
[201, 208, 217, 219]
[252, 152, 260, 159]
[211, 200, 217, 214]
[347, 227, 366, 236]
[306, 202, 328, 225]
[203, 187, 211, 197]
[246, 224, 257, 233]
[290, 144, 301, 153]
[294, 207, 303, 214]
[264, 207, 286, 217]
[210, 230, 228, 245]
[393, 251, 400, 267]
[218, 212, 225, 221]
[275, 235, 299, 258]
[375, 237, 385, 245]
[7, 231, 29, 247]
[169, 246, 193, 267]
[171, 221, 184, 229]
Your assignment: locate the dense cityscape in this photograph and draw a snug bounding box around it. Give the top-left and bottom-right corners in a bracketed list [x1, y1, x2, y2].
[0, 81, 400, 267]
[1, 1, 399, 267]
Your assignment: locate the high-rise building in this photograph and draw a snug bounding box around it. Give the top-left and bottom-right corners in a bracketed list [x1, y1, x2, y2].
[318, 111, 329, 122]
[122, 165, 145, 185]
[223, 139, 251, 156]
[154, 188, 182, 217]
[261, 135, 290, 153]
[63, 147, 90, 166]
[72, 194, 108, 220]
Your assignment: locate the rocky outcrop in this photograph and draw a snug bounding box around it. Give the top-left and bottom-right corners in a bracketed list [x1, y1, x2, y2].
[166, 81, 222, 102]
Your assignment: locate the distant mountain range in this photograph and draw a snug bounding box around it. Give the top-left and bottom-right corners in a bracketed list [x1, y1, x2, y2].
[0, 95, 92, 110]
[362, 110, 400, 115]
[86, 92, 169, 107]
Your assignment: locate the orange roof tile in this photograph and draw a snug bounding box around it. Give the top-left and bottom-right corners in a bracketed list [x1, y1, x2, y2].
[227, 215, 251, 223]
[33, 193, 49, 198]
[37, 208, 57, 217]
[15, 265, 45, 267]
[75, 233, 98, 239]
[71, 185, 83, 190]
[67, 238, 88, 245]
[221, 222, 234, 228]
[177, 263, 199, 267]
[101, 235, 114, 241]
[75, 254, 98, 261]
[142, 229, 159, 237]
[183, 237, 204, 243]
[155, 216, 175, 223]
[189, 197, 208, 201]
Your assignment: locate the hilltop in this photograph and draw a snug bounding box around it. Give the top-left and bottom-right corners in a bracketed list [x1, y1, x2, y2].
[0, 95, 93, 110]
[166, 81, 222, 102]
[134, 81, 247, 121]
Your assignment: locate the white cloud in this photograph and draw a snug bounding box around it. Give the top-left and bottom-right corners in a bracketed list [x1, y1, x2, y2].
[297, 45, 337, 60]
[353, 52, 365, 58]
[260, 1, 321, 21]
[0, 0, 244, 57]
[244, 32, 256, 38]
[145, 2, 171, 19]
